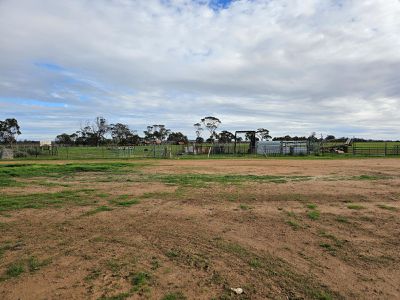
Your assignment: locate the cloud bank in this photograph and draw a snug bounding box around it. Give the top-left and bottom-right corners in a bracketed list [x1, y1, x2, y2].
[1, 0, 400, 140]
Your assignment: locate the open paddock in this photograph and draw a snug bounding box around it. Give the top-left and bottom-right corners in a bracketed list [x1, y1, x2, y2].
[0, 158, 399, 299]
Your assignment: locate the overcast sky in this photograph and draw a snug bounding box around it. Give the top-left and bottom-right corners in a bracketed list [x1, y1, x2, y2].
[1, 0, 400, 140]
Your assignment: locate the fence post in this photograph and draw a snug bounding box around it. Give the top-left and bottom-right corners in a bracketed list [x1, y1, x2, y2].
[384, 142, 387, 156]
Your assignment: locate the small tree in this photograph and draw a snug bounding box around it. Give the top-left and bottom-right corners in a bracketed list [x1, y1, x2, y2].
[256, 128, 271, 141]
[55, 133, 74, 145]
[92, 116, 109, 146]
[167, 132, 188, 144]
[201, 116, 221, 142]
[144, 126, 154, 142]
[0, 118, 21, 146]
[144, 125, 170, 143]
[218, 130, 235, 143]
[109, 123, 136, 145]
[326, 135, 336, 140]
[193, 123, 203, 140]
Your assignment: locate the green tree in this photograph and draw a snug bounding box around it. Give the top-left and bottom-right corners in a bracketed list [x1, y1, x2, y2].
[110, 123, 136, 145]
[167, 132, 188, 144]
[256, 128, 271, 141]
[201, 116, 221, 142]
[0, 118, 21, 145]
[218, 130, 235, 143]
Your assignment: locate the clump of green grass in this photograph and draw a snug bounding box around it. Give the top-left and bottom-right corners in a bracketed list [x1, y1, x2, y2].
[335, 216, 349, 223]
[97, 193, 110, 198]
[84, 269, 101, 281]
[307, 210, 320, 220]
[0, 177, 21, 187]
[84, 206, 113, 216]
[5, 262, 25, 278]
[149, 173, 310, 187]
[313, 291, 333, 300]
[306, 203, 317, 209]
[161, 292, 186, 300]
[376, 204, 398, 211]
[286, 211, 296, 217]
[320, 243, 335, 252]
[98, 292, 131, 300]
[318, 231, 344, 248]
[131, 272, 151, 293]
[0, 190, 94, 212]
[347, 204, 365, 210]
[150, 257, 161, 270]
[249, 258, 262, 268]
[106, 259, 122, 273]
[286, 220, 301, 230]
[165, 249, 179, 259]
[354, 174, 391, 181]
[110, 199, 140, 207]
[239, 204, 250, 210]
[28, 256, 51, 272]
[0, 162, 141, 178]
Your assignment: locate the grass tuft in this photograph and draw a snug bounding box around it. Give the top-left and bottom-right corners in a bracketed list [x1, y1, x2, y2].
[307, 210, 320, 220]
[161, 292, 187, 300]
[347, 204, 365, 210]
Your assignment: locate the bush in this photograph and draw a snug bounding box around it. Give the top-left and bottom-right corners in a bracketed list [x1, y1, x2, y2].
[27, 148, 40, 156]
[14, 151, 28, 158]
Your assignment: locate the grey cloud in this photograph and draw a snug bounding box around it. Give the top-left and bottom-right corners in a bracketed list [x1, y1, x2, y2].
[0, 0, 400, 140]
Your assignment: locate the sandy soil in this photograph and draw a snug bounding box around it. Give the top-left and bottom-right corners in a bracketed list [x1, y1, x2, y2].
[0, 158, 400, 299]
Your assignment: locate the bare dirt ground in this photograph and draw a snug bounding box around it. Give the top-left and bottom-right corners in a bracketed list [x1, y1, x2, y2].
[0, 158, 400, 299]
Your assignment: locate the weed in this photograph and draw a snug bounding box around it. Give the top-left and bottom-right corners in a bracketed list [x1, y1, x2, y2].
[306, 203, 317, 209]
[286, 220, 301, 230]
[376, 204, 398, 211]
[131, 272, 151, 293]
[354, 174, 391, 181]
[335, 216, 349, 223]
[318, 231, 344, 248]
[110, 199, 140, 207]
[249, 258, 262, 268]
[320, 243, 335, 252]
[6, 262, 25, 278]
[97, 193, 110, 198]
[84, 206, 113, 216]
[307, 210, 320, 220]
[161, 292, 186, 300]
[106, 259, 122, 273]
[85, 269, 101, 281]
[239, 204, 250, 210]
[98, 292, 131, 300]
[313, 291, 333, 300]
[347, 204, 365, 210]
[150, 257, 161, 270]
[28, 256, 51, 272]
[166, 249, 179, 258]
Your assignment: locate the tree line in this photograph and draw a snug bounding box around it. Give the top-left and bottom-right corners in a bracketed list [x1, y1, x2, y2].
[54, 116, 272, 146]
[55, 117, 188, 146]
[1, 117, 398, 147]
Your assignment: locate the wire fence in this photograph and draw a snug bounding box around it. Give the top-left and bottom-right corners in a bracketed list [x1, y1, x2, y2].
[1, 142, 400, 160]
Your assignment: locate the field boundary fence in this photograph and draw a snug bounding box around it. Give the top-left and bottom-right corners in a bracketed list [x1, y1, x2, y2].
[1, 141, 400, 160]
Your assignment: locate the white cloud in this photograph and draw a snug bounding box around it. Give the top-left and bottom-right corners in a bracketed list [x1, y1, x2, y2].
[0, 0, 400, 140]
